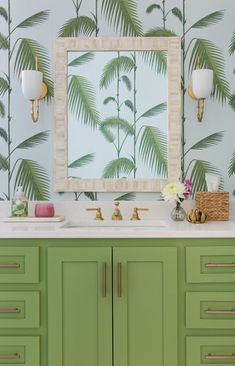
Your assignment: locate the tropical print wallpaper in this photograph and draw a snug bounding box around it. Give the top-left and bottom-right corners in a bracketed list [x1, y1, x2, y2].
[0, 0, 234, 201]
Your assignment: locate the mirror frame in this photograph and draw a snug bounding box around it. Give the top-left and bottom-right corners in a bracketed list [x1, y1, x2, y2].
[54, 37, 181, 192]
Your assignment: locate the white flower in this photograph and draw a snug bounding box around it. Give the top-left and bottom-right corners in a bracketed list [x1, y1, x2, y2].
[161, 182, 186, 203]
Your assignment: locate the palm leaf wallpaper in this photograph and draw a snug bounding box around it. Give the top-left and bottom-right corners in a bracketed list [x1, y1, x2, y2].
[0, 0, 234, 200]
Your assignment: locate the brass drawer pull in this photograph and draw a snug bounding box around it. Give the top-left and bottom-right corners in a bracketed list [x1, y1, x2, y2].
[205, 262, 235, 268]
[206, 354, 235, 360]
[117, 263, 122, 298]
[205, 309, 235, 314]
[0, 307, 21, 314]
[0, 263, 20, 269]
[102, 262, 107, 297]
[0, 353, 20, 360]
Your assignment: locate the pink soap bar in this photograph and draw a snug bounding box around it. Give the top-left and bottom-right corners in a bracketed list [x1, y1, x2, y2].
[35, 203, 55, 217]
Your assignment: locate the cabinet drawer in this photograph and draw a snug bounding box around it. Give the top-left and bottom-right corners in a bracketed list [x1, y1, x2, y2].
[187, 336, 235, 366]
[0, 336, 39, 366]
[186, 247, 235, 283]
[0, 247, 39, 283]
[0, 292, 39, 328]
[186, 292, 235, 329]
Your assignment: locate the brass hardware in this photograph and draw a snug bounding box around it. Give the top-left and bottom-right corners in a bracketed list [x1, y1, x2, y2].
[130, 207, 149, 221]
[0, 308, 21, 314]
[188, 84, 205, 122]
[206, 354, 235, 360]
[0, 263, 20, 268]
[102, 262, 107, 297]
[86, 208, 104, 220]
[205, 309, 235, 315]
[0, 353, 20, 360]
[30, 99, 39, 123]
[112, 202, 122, 221]
[205, 262, 235, 268]
[117, 263, 122, 297]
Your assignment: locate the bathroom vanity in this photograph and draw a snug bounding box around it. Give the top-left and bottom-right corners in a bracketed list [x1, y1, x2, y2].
[0, 217, 235, 366]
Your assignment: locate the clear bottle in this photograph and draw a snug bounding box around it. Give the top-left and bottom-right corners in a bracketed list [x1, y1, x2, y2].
[11, 186, 28, 217]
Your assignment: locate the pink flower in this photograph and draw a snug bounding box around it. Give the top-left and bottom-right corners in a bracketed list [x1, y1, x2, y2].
[183, 179, 193, 199]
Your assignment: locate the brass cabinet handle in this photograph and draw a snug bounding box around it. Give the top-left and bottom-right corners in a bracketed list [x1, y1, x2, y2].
[206, 354, 235, 360]
[102, 262, 107, 297]
[0, 353, 20, 360]
[0, 307, 21, 314]
[117, 263, 122, 298]
[0, 263, 20, 268]
[205, 309, 235, 314]
[205, 262, 235, 268]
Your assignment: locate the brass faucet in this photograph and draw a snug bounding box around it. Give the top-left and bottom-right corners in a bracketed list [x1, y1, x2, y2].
[112, 202, 123, 220]
[86, 208, 104, 220]
[130, 207, 149, 221]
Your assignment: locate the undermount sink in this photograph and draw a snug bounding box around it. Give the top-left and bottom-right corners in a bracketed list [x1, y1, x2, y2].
[61, 220, 167, 229]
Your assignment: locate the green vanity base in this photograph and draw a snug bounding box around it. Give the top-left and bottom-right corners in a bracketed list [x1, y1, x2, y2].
[0, 238, 235, 366]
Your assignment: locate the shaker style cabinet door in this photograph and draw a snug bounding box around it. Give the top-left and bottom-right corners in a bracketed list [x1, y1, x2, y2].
[48, 247, 112, 366]
[113, 247, 177, 366]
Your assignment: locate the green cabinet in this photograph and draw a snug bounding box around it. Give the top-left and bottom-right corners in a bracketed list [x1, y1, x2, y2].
[48, 246, 177, 366]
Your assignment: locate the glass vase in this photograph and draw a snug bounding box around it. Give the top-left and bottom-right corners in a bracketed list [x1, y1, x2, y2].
[170, 201, 186, 221]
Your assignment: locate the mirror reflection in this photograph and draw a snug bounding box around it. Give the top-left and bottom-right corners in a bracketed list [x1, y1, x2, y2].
[67, 50, 168, 180]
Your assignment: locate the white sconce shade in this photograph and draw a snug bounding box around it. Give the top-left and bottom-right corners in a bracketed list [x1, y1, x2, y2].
[192, 69, 213, 99]
[22, 70, 43, 100]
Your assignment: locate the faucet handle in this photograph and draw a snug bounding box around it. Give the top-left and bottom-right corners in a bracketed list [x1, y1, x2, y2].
[86, 208, 104, 220]
[112, 202, 123, 221]
[130, 208, 149, 221]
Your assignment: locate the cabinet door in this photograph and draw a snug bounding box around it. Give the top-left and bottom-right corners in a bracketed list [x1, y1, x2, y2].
[113, 247, 177, 366]
[48, 247, 112, 366]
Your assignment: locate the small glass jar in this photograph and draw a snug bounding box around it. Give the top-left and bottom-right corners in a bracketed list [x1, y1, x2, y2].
[170, 201, 186, 221]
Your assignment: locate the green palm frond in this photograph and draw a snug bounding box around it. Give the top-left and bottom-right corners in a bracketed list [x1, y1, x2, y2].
[68, 75, 100, 128]
[0, 7, 8, 21]
[190, 10, 224, 30]
[139, 102, 167, 119]
[146, 4, 161, 14]
[171, 7, 183, 22]
[145, 27, 177, 37]
[124, 99, 134, 112]
[189, 160, 221, 196]
[229, 93, 235, 111]
[102, 157, 135, 178]
[138, 126, 167, 176]
[140, 50, 167, 75]
[0, 101, 5, 117]
[58, 17, 96, 37]
[114, 192, 136, 201]
[0, 128, 8, 142]
[101, 0, 142, 36]
[101, 117, 134, 136]
[100, 56, 135, 89]
[103, 97, 116, 105]
[14, 159, 49, 200]
[84, 192, 97, 201]
[0, 154, 9, 171]
[68, 52, 94, 67]
[16, 10, 50, 29]
[100, 124, 115, 143]
[121, 75, 132, 91]
[14, 131, 49, 150]
[189, 39, 230, 103]
[0, 76, 9, 96]
[0, 33, 9, 50]
[186, 131, 224, 153]
[228, 151, 235, 177]
[14, 38, 51, 83]
[68, 153, 95, 168]
[229, 31, 235, 55]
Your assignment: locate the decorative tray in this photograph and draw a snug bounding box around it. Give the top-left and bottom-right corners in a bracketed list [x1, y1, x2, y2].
[3, 216, 65, 223]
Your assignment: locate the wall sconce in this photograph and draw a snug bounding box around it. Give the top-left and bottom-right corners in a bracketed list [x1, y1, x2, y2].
[21, 58, 47, 123]
[188, 68, 213, 122]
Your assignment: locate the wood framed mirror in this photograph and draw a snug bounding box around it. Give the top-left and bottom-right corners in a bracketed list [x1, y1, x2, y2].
[54, 37, 181, 192]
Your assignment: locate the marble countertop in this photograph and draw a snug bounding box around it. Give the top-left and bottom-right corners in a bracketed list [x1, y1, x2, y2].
[0, 201, 235, 238]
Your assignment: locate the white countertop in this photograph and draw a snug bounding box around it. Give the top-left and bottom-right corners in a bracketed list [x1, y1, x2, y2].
[0, 201, 235, 238]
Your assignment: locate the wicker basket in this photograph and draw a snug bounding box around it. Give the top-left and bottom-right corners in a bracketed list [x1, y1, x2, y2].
[195, 192, 229, 221]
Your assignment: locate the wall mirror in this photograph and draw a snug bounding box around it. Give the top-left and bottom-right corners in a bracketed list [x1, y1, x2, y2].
[54, 37, 181, 192]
